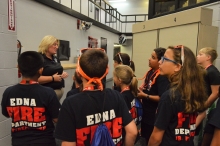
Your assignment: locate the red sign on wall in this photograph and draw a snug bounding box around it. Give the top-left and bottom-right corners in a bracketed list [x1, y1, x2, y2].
[8, 0, 15, 31]
[88, 36, 98, 48]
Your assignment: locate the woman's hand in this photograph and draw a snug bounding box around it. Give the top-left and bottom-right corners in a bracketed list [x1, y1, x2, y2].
[61, 71, 68, 79]
[53, 73, 63, 82]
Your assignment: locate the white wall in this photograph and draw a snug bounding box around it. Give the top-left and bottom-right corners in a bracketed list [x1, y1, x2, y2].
[203, 2, 220, 69]
[0, 0, 17, 145]
[121, 39, 133, 58]
[17, 0, 118, 80]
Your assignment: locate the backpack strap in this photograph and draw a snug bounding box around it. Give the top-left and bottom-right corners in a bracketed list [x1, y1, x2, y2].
[87, 90, 106, 124]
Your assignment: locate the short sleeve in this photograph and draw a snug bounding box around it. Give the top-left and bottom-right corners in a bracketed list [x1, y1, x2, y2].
[156, 75, 170, 97]
[1, 89, 10, 117]
[47, 90, 61, 119]
[207, 68, 220, 85]
[54, 98, 76, 142]
[154, 91, 172, 130]
[209, 100, 220, 129]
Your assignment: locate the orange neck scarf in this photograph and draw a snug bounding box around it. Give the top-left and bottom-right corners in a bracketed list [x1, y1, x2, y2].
[139, 68, 160, 89]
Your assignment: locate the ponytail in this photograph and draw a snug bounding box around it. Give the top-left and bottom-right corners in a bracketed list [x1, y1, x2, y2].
[129, 76, 138, 97]
[129, 60, 135, 72]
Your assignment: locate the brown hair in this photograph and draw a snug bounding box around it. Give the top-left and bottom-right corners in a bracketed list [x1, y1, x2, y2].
[114, 53, 135, 72]
[168, 46, 207, 113]
[114, 65, 138, 97]
[80, 49, 108, 79]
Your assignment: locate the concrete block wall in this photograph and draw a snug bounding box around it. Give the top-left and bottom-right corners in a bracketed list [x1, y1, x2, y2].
[0, 0, 18, 145]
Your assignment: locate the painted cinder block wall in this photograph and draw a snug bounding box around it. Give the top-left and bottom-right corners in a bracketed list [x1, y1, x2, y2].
[0, 0, 18, 145]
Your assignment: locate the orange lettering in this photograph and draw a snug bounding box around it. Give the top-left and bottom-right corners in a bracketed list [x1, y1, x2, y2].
[176, 136, 182, 141]
[112, 117, 122, 138]
[130, 107, 136, 119]
[34, 107, 45, 122]
[21, 106, 33, 121]
[76, 127, 90, 145]
[7, 107, 20, 122]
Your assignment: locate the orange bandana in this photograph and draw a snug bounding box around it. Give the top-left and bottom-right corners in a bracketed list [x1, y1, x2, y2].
[76, 58, 109, 91]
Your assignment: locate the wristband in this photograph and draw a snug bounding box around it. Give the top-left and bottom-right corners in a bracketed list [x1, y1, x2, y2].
[146, 95, 150, 100]
[52, 75, 54, 82]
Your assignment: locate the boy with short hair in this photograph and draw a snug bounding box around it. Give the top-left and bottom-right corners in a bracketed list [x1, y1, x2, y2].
[196, 47, 220, 145]
[197, 47, 220, 107]
[1, 51, 61, 146]
[55, 49, 137, 146]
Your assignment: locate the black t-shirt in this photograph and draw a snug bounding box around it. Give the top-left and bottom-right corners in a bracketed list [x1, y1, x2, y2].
[113, 83, 121, 92]
[195, 65, 220, 135]
[209, 99, 220, 129]
[121, 90, 137, 124]
[66, 88, 80, 98]
[41, 54, 64, 90]
[205, 65, 220, 96]
[154, 90, 196, 146]
[54, 88, 133, 146]
[142, 71, 170, 125]
[1, 84, 61, 145]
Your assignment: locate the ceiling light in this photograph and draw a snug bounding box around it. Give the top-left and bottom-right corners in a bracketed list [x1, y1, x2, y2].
[109, 0, 126, 3]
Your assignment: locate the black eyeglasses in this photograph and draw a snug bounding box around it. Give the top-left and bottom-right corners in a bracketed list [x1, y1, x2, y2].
[161, 56, 178, 64]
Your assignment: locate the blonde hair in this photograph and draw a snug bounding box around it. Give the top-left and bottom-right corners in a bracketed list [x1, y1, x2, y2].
[114, 65, 138, 97]
[38, 35, 59, 54]
[199, 47, 218, 63]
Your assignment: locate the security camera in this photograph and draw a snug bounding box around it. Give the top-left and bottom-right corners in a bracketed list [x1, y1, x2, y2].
[81, 21, 93, 30]
[119, 34, 127, 44]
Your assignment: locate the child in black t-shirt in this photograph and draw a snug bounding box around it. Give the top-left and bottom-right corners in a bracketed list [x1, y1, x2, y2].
[137, 47, 169, 144]
[113, 65, 138, 123]
[1, 51, 61, 146]
[148, 45, 207, 146]
[66, 71, 82, 97]
[197, 47, 220, 146]
[55, 49, 137, 146]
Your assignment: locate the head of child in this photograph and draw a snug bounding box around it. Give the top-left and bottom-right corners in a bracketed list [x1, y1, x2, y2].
[149, 47, 166, 70]
[113, 53, 135, 72]
[77, 49, 108, 90]
[197, 47, 217, 67]
[18, 51, 44, 79]
[159, 45, 207, 113]
[113, 65, 138, 96]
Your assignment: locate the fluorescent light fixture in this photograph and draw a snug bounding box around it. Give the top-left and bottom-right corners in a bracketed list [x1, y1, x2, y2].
[109, 0, 126, 3]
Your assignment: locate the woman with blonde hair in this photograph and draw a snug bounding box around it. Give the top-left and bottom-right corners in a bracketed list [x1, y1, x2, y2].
[148, 45, 207, 146]
[38, 35, 68, 101]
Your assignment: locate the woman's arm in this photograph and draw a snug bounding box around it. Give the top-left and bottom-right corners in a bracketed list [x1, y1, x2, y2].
[38, 72, 62, 84]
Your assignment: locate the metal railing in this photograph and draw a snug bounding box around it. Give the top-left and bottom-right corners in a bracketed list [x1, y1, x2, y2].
[52, 0, 148, 33]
